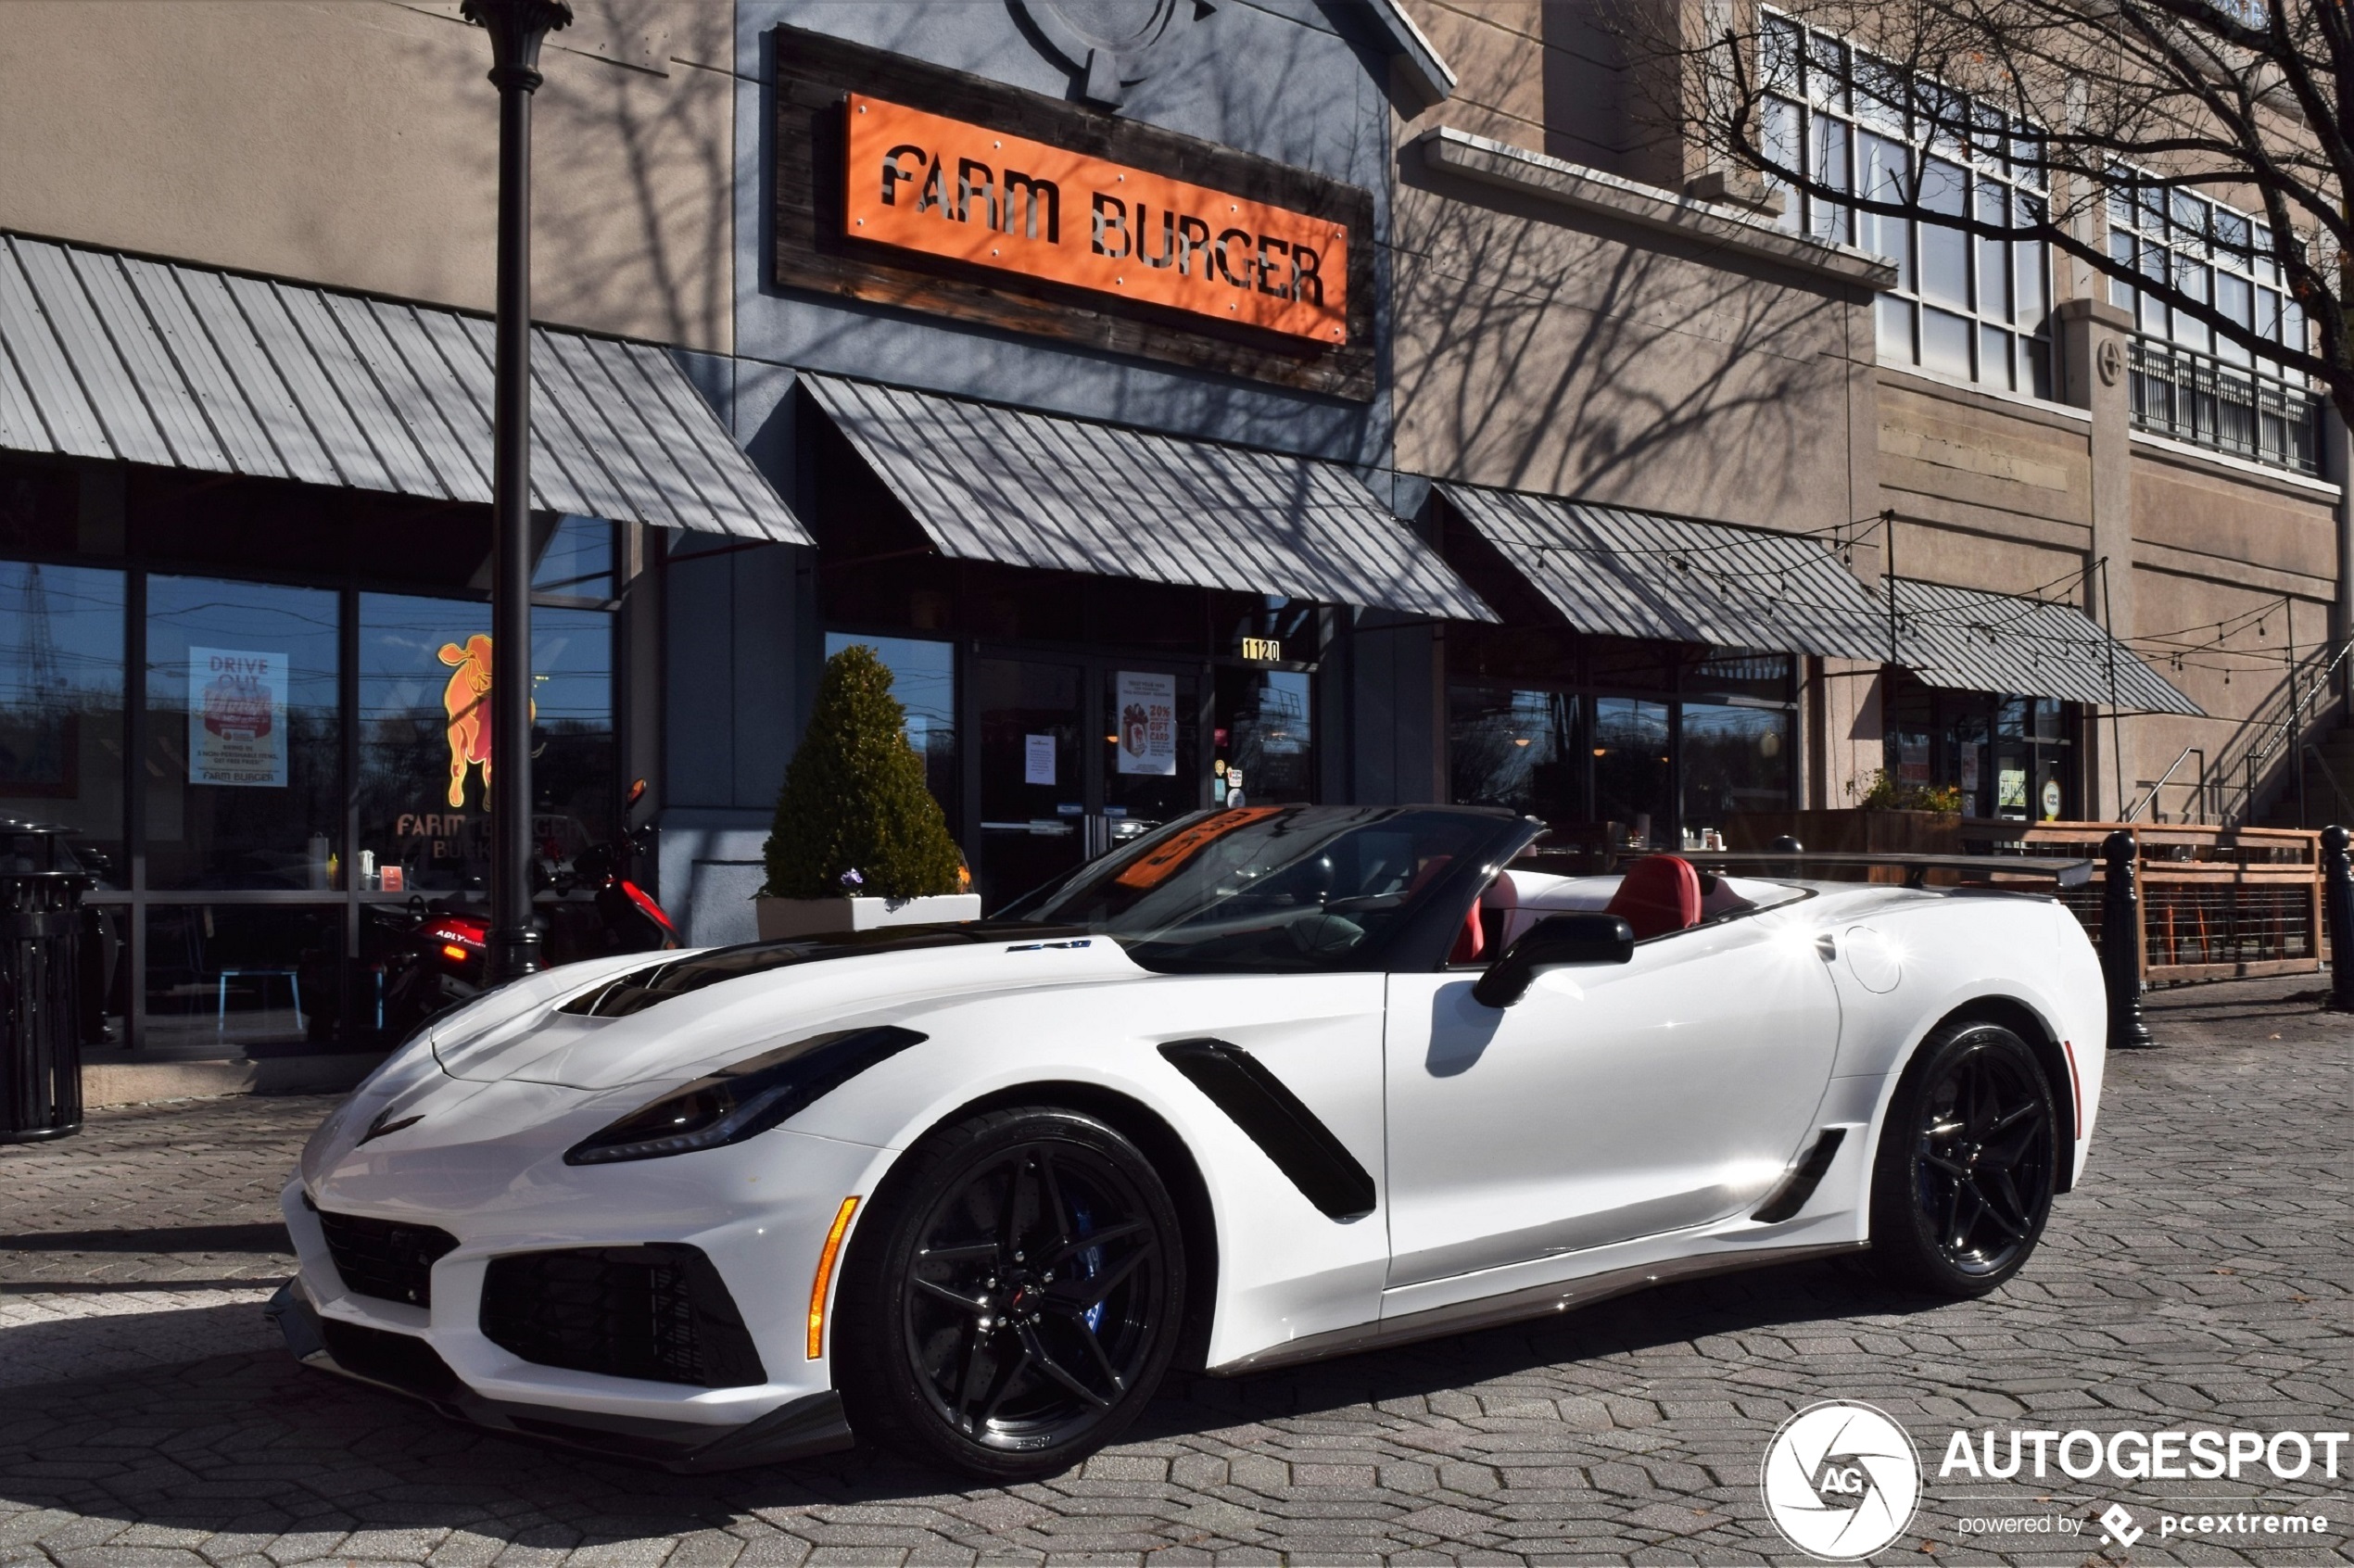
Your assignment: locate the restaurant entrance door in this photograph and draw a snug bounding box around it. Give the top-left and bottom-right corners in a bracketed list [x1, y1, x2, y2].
[971, 652, 1204, 910]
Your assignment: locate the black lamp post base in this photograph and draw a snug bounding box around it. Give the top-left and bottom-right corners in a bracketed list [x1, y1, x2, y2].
[486, 929, 545, 986]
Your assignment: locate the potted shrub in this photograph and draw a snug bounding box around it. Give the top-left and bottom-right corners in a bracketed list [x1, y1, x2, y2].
[754, 644, 979, 940]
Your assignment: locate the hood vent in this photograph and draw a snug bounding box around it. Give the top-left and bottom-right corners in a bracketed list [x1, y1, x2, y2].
[559, 922, 1092, 1018]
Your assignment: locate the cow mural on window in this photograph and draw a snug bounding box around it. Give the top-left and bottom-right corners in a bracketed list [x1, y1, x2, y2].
[437, 634, 532, 809]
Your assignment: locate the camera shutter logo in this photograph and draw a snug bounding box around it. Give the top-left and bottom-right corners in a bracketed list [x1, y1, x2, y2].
[1761, 1401, 1923, 1560]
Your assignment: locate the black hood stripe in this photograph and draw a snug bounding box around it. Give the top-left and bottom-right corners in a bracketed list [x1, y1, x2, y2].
[560, 922, 1092, 1018]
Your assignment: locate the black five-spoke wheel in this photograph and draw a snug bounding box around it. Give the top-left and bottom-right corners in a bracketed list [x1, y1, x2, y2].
[838, 1107, 1184, 1480]
[1870, 1021, 2058, 1296]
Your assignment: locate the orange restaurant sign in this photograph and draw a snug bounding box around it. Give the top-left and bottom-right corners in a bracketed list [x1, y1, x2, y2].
[843, 94, 1348, 344]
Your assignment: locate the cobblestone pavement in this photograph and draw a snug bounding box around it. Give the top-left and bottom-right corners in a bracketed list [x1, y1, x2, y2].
[0, 978, 2346, 1565]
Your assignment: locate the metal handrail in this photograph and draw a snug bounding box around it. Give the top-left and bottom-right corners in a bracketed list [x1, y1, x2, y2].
[2215, 637, 2354, 827]
[2123, 745, 2205, 824]
[2304, 741, 2354, 826]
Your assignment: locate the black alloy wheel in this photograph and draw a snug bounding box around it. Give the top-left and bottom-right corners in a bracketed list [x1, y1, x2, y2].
[1869, 1022, 2057, 1296]
[837, 1107, 1184, 1481]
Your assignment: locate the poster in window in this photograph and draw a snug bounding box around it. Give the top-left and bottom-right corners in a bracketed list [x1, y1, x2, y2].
[188, 647, 287, 788]
[1115, 671, 1176, 777]
[1023, 733, 1056, 786]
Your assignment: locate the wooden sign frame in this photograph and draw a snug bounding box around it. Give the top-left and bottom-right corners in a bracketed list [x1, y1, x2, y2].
[772, 26, 1377, 402]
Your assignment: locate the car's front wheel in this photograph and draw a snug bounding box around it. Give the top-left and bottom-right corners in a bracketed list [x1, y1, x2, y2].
[1868, 1021, 2058, 1296]
[836, 1106, 1185, 1481]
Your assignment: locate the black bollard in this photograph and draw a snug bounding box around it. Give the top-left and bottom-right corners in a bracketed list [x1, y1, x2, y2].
[2323, 825, 2354, 1013]
[2101, 829, 2155, 1049]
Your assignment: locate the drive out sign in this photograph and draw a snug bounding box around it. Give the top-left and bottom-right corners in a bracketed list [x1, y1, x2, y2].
[844, 94, 1348, 344]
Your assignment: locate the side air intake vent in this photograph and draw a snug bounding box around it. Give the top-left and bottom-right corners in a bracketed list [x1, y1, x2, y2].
[313, 1204, 459, 1307]
[480, 1244, 766, 1388]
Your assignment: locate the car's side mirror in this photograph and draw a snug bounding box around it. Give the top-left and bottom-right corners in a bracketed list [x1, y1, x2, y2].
[1472, 912, 1635, 1007]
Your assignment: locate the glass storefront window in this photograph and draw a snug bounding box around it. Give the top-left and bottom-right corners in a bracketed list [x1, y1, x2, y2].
[825, 631, 958, 834]
[145, 575, 341, 891]
[0, 562, 126, 884]
[1593, 697, 1672, 850]
[1680, 702, 1792, 846]
[533, 516, 614, 601]
[1215, 667, 1313, 806]
[1886, 674, 2072, 819]
[359, 595, 614, 891]
[1448, 686, 1582, 824]
[144, 904, 343, 1056]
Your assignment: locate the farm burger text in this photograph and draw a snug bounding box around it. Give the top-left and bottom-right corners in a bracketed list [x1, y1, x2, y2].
[843, 93, 1348, 343]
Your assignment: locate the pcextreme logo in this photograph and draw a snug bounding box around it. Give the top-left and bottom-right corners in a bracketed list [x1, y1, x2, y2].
[1761, 1401, 1924, 1561]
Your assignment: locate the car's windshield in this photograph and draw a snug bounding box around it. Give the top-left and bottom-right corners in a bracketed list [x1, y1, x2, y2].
[1000, 805, 1516, 972]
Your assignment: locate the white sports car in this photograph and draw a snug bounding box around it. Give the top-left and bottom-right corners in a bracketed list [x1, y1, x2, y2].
[271, 804, 2107, 1480]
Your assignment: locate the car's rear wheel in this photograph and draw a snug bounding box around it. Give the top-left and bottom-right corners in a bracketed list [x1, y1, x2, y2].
[836, 1106, 1184, 1481]
[1868, 1021, 2057, 1296]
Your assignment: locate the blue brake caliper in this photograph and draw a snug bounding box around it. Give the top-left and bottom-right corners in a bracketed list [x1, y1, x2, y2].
[1072, 1203, 1105, 1332]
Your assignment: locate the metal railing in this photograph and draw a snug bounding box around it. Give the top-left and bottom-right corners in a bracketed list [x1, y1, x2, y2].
[2210, 638, 2354, 827]
[2024, 823, 2326, 982]
[2304, 741, 2354, 826]
[2124, 745, 2206, 825]
[2127, 334, 2322, 474]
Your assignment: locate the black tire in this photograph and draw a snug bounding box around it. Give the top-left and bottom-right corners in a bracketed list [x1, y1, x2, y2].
[835, 1106, 1186, 1482]
[1868, 1021, 2058, 1296]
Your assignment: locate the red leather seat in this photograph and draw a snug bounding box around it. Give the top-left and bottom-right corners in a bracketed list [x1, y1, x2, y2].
[1604, 854, 1703, 941]
[1447, 904, 1486, 966]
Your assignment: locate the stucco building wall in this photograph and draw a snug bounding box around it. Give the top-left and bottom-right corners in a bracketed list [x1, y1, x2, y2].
[0, 0, 736, 354]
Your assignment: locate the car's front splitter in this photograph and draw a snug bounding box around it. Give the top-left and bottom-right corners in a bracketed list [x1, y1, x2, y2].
[264, 1279, 854, 1473]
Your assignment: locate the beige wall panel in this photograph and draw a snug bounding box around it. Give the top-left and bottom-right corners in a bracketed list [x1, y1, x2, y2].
[1400, 97, 1553, 158]
[1399, 0, 1547, 153]
[0, 0, 733, 352]
[1875, 384, 2091, 530]
[2132, 451, 2338, 585]
[1392, 186, 1857, 531]
[1891, 525, 2084, 603]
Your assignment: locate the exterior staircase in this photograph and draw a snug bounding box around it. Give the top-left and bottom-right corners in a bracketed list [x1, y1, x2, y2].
[2265, 719, 2354, 828]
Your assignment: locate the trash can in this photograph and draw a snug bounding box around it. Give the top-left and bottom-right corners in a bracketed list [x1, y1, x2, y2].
[0, 820, 94, 1144]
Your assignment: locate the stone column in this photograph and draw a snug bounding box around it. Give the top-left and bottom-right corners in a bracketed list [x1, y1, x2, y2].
[2057, 297, 2137, 819]
[2326, 405, 2354, 710]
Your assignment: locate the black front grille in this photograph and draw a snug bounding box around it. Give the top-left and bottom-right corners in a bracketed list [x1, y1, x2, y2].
[320, 1318, 462, 1401]
[314, 1205, 460, 1307]
[479, 1244, 766, 1388]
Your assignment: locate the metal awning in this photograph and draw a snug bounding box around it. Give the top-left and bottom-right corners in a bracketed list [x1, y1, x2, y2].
[1435, 483, 1892, 659]
[803, 374, 1496, 621]
[0, 233, 806, 543]
[1890, 577, 2205, 715]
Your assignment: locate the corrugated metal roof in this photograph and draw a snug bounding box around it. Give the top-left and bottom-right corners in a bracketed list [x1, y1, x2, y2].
[1436, 483, 1894, 660]
[803, 374, 1497, 621]
[0, 234, 807, 544]
[1891, 577, 2204, 715]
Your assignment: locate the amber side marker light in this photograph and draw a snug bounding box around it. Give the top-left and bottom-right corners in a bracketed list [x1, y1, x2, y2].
[807, 1195, 861, 1359]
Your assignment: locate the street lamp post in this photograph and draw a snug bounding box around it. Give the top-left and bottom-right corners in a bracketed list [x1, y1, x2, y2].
[462, 0, 571, 985]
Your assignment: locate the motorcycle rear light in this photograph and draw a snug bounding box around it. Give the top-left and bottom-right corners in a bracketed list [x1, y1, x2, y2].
[564, 1026, 926, 1164]
[440, 942, 472, 964]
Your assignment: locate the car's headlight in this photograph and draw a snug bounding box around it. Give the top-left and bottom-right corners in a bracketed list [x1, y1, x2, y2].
[563, 1025, 927, 1165]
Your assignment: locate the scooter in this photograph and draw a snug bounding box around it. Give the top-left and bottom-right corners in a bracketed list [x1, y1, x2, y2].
[377, 779, 677, 1039]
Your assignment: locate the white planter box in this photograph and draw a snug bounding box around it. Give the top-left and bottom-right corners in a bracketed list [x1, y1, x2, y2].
[753, 892, 982, 941]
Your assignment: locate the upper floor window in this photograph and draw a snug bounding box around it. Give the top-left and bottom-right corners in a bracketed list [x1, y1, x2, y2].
[2106, 176, 2305, 369]
[2106, 174, 2320, 471]
[1759, 14, 2053, 398]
